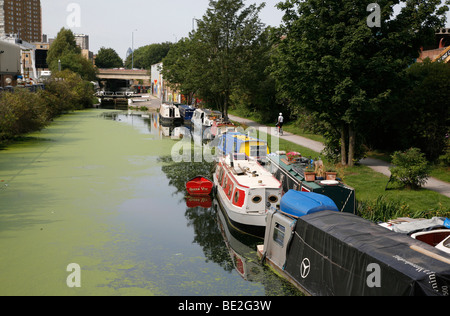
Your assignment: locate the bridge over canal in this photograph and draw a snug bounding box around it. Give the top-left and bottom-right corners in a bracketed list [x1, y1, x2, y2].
[97, 68, 151, 82]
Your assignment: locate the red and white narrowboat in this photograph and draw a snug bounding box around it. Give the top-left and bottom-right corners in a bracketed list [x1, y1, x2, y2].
[213, 153, 282, 237]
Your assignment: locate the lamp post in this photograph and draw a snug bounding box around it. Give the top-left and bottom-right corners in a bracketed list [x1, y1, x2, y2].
[132, 29, 138, 69]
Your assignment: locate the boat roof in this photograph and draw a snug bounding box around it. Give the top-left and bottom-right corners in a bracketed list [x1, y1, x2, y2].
[220, 132, 267, 145]
[161, 103, 177, 108]
[177, 104, 195, 110]
[286, 211, 450, 296]
[218, 132, 269, 156]
[221, 155, 281, 189]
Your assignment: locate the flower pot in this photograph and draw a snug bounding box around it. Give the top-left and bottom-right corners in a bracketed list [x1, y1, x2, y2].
[304, 172, 316, 182]
[325, 172, 337, 180]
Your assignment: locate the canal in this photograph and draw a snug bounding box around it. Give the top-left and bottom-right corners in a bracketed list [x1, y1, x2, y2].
[0, 109, 301, 296]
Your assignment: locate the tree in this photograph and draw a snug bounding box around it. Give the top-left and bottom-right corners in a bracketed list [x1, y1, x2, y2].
[162, 37, 198, 104]
[162, 0, 267, 118]
[395, 61, 450, 161]
[47, 28, 97, 81]
[124, 42, 173, 69]
[272, 0, 449, 166]
[95, 47, 123, 68]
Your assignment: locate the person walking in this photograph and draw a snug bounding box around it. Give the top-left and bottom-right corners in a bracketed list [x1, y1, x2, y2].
[276, 113, 284, 135]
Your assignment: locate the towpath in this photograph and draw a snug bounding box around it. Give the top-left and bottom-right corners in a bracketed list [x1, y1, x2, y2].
[228, 114, 450, 198]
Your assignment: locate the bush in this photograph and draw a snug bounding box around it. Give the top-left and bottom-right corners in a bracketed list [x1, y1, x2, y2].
[389, 147, 430, 189]
[357, 196, 411, 222]
[0, 88, 47, 140]
[0, 69, 95, 143]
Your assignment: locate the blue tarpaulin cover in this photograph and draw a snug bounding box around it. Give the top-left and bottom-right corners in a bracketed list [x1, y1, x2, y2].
[280, 190, 339, 218]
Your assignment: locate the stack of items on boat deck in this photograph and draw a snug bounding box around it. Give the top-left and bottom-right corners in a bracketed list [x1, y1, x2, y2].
[258, 190, 450, 296]
[265, 151, 356, 214]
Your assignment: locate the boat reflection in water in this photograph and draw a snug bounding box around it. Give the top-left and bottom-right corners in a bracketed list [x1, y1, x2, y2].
[214, 198, 263, 281]
[159, 153, 301, 295]
[213, 198, 301, 295]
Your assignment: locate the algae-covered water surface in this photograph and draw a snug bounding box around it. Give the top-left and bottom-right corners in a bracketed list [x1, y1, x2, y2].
[0, 109, 299, 296]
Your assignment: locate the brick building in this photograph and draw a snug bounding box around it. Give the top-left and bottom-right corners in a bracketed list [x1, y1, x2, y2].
[0, 0, 42, 43]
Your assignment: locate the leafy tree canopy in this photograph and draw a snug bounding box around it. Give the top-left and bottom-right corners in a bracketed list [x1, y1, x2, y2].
[162, 0, 268, 119]
[272, 0, 449, 165]
[95, 47, 123, 68]
[47, 28, 97, 81]
[124, 42, 173, 69]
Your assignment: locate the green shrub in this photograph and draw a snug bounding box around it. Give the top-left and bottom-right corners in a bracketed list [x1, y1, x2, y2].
[389, 147, 430, 190]
[357, 196, 411, 222]
[0, 88, 47, 140]
[0, 69, 95, 143]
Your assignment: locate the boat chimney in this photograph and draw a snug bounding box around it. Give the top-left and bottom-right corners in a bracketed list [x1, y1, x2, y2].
[229, 153, 234, 167]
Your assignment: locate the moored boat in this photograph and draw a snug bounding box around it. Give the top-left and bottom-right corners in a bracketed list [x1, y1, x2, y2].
[159, 103, 182, 125]
[191, 108, 223, 139]
[265, 152, 356, 214]
[258, 190, 450, 296]
[176, 104, 196, 123]
[186, 176, 214, 196]
[213, 153, 282, 237]
[379, 217, 450, 254]
[211, 120, 238, 137]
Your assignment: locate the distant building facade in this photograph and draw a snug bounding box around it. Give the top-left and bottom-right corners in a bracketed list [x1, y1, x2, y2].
[74, 34, 89, 50]
[0, 0, 42, 43]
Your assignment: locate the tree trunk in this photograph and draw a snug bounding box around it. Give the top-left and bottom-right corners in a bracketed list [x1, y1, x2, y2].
[223, 91, 229, 121]
[340, 124, 348, 166]
[348, 125, 356, 167]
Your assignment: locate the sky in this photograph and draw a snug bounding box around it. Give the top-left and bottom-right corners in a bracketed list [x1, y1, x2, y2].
[41, 0, 450, 60]
[40, 0, 285, 59]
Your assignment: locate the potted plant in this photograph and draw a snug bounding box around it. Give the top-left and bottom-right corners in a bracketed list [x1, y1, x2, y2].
[325, 168, 337, 180]
[303, 166, 316, 182]
[286, 151, 301, 163]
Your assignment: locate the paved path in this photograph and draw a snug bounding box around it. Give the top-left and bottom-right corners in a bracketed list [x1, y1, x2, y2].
[229, 114, 450, 198]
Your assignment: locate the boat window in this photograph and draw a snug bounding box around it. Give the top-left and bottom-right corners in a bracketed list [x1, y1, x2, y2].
[444, 237, 450, 248]
[268, 195, 279, 204]
[218, 168, 224, 186]
[252, 195, 262, 204]
[226, 179, 234, 199]
[273, 222, 285, 247]
[232, 189, 245, 207]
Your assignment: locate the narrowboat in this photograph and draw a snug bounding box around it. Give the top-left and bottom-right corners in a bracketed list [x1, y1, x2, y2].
[159, 103, 182, 125]
[211, 120, 238, 137]
[265, 152, 356, 214]
[176, 104, 196, 123]
[258, 190, 450, 296]
[216, 132, 270, 161]
[213, 153, 282, 237]
[191, 108, 223, 139]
